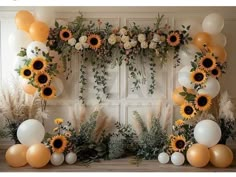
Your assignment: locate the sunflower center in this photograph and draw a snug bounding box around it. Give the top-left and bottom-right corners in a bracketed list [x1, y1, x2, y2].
[43, 87, 53, 96]
[202, 58, 213, 68]
[175, 140, 185, 149]
[53, 139, 63, 149]
[90, 37, 98, 45]
[62, 31, 70, 38]
[23, 69, 31, 76]
[194, 72, 204, 82]
[212, 68, 218, 75]
[184, 106, 194, 115]
[33, 61, 44, 70]
[38, 74, 48, 84]
[197, 96, 208, 106]
[170, 35, 177, 42]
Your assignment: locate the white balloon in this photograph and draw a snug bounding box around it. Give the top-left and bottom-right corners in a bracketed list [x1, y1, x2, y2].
[26, 41, 49, 59]
[65, 152, 77, 165]
[13, 55, 27, 69]
[8, 30, 32, 54]
[198, 76, 220, 98]
[17, 119, 45, 146]
[178, 65, 194, 89]
[202, 13, 224, 35]
[158, 152, 170, 164]
[194, 119, 221, 148]
[51, 77, 64, 97]
[171, 152, 185, 166]
[50, 152, 64, 166]
[212, 33, 227, 47]
[179, 44, 200, 66]
[35, 7, 55, 27]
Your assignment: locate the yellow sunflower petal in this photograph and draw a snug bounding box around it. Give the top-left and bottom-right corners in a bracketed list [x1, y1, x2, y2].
[54, 118, 64, 125]
[199, 53, 217, 71]
[30, 57, 48, 73]
[180, 102, 196, 120]
[50, 135, 68, 153]
[170, 135, 186, 152]
[40, 85, 56, 100]
[34, 72, 51, 87]
[175, 119, 185, 126]
[60, 29, 72, 41]
[190, 69, 207, 85]
[167, 32, 181, 47]
[20, 66, 33, 79]
[211, 66, 222, 78]
[87, 34, 102, 50]
[195, 94, 212, 111]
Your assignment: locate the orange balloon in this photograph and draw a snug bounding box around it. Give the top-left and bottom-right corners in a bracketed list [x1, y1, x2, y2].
[187, 144, 210, 168]
[5, 144, 28, 167]
[23, 83, 37, 95]
[209, 144, 233, 168]
[29, 21, 49, 42]
[208, 45, 227, 64]
[26, 144, 51, 168]
[172, 87, 195, 106]
[15, 10, 35, 32]
[193, 32, 212, 49]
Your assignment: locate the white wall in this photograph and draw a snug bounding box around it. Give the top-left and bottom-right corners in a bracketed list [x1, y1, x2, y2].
[0, 7, 236, 147]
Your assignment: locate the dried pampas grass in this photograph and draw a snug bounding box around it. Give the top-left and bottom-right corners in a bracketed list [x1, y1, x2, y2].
[219, 91, 235, 121]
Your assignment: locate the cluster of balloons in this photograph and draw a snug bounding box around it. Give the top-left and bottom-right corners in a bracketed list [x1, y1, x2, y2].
[158, 152, 185, 166]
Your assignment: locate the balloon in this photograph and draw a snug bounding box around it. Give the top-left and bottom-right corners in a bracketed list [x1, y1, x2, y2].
[17, 119, 45, 146]
[171, 152, 185, 166]
[178, 65, 194, 89]
[209, 144, 233, 168]
[14, 55, 27, 69]
[29, 21, 49, 43]
[5, 144, 28, 167]
[193, 32, 212, 49]
[212, 33, 227, 47]
[202, 13, 224, 35]
[186, 143, 210, 168]
[26, 143, 51, 168]
[179, 44, 201, 65]
[8, 30, 32, 54]
[65, 152, 77, 165]
[158, 152, 169, 164]
[208, 45, 227, 64]
[180, 19, 202, 37]
[172, 87, 195, 106]
[51, 77, 64, 97]
[15, 10, 35, 32]
[198, 76, 220, 98]
[35, 7, 55, 27]
[194, 119, 221, 148]
[26, 41, 49, 59]
[50, 152, 64, 166]
[22, 82, 37, 95]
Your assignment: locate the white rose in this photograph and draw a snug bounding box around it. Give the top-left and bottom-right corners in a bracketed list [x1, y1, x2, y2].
[130, 39, 137, 47]
[82, 43, 89, 48]
[141, 41, 148, 49]
[152, 34, 161, 42]
[79, 36, 88, 43]
[119, 28, 127, 35]
[121, 35, 130, 43]
[138, 34, 146, 43]
[116, 36, 121, 42]
[68, 38, 76, 46]
[149, 42, 157, 49]
[75, 42, 83, 51]
[124, 42, 132, 50]
[108, 34, 117, 45]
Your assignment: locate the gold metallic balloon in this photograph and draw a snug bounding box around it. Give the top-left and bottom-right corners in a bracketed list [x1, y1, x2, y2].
[15, 10, 35, 32]
[172, 87, 195, 106]
[187, 143, 210, 168]
[208, 45, 227, 64]
[193, 32, 212, 50]
[5, 144, 28, 167]
[209, 144, 233, 168]
[29, 21, 49, 43]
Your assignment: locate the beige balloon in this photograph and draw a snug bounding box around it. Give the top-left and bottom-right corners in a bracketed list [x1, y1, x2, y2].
[5, 144, 28, 167]
[209, 144, 233, 168]
[187, 143, 210, 168]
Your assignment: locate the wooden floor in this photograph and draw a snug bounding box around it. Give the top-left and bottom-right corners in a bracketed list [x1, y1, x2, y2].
[0, 150, 236, 172]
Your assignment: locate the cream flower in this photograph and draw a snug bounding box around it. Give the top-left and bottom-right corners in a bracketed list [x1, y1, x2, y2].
[124, 42, 132, 50]
[82, 43, 89, 48]
[108, 34, 117, 45]
[116, 36, 121, 42]
[149, 42, 157, 49]
[121, 35, 130, 43]
[119, 28, 127, 35]
[160, 35, 166, 42]
[153, 34, 161, 42]
[138, 34, 146, 43]
[79, 36, 88, 43]
[75, 42, 83, 50]
[68, 38, 76, 46]
[141, 41, 148, 49]
[130, 39, 137, 47]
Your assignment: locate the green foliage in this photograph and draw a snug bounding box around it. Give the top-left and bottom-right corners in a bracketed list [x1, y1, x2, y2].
[218, 119, 236, 144]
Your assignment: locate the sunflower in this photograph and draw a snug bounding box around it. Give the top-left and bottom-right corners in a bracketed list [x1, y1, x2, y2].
[180, 102, 196, 120]
[211, 66, 222, 78]
[87, 34, 102, 50]
[59, 29, 72, 41]
[170, 135, 187, 152]
[190, 69, 207, 85]
[195, 94, 212, 111]
[20, 66, 33, 79]
[175, 119, 185, 126]
[199, 54, 217, 71]
[54, 118, 64, 125]
[30, 57, 47, 73]
[50, 135, 68, 153]
[167, 32, 181, 47]
[40, 85, 56, 100]
[34, 72, 51, 87]
[65, 132, 72, 138]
